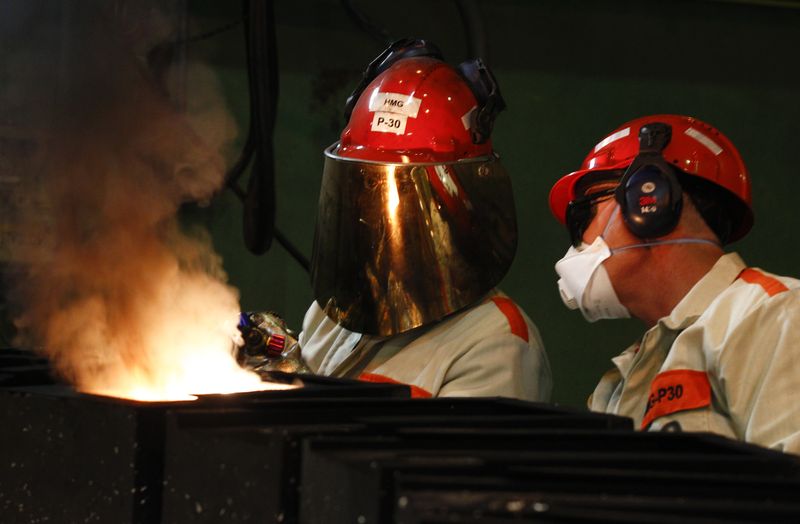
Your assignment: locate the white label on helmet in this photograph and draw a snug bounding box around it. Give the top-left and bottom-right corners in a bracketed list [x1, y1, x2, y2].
[684, 127, 723, 156]
[368, 91, 422, 118]
[594, 127, 630, 153]
[371, 112, 407, 134]
[461, 106, 477, 130]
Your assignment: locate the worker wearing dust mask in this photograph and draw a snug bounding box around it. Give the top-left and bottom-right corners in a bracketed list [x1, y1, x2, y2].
[550, 114, 800, 453]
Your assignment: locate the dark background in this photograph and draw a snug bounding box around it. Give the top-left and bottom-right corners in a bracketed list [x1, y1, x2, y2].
[2, 0, 799, 406]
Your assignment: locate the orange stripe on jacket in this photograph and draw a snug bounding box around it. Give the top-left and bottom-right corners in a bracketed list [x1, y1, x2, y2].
[641, 370, 711, 429]
[738, 268, 788, 297]
[490, 297, 529, 342]
[358, 373, 432, 398]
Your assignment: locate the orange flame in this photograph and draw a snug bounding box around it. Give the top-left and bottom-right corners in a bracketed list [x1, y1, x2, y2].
[84, 341, 297, 402]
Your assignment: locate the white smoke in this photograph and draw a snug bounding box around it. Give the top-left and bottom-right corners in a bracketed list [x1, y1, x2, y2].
[2, 0, 266, 399]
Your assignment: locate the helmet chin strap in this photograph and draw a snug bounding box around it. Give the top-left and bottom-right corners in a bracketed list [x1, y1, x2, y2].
[601, 204, 721, 255]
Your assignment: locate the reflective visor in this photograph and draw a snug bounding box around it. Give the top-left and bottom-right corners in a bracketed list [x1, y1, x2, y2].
[311, 144, 517, 336]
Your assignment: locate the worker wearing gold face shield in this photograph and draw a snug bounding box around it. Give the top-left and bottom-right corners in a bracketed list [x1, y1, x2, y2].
[297, 39, 551, 400]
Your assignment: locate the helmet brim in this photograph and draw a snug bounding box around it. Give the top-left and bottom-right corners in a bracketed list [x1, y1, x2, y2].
[549, 161, 630, 224]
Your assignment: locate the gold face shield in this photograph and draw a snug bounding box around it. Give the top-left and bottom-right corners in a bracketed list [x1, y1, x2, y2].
[310, 144, 517, 337]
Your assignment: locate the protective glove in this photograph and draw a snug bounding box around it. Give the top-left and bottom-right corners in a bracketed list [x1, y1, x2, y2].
[236, 311, 311, 376]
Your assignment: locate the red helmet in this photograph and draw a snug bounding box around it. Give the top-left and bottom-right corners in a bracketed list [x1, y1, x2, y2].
[549, 114, 753, 242]
[338, 55, 492, 163]
[311, 40, 516, 336]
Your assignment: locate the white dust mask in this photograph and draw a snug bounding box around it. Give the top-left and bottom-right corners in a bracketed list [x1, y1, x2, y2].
[555, 236, 630, 322]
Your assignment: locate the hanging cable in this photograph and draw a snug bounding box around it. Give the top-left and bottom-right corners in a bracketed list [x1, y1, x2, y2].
[221, 0, 310, 271]
[238, 0, 277, 255]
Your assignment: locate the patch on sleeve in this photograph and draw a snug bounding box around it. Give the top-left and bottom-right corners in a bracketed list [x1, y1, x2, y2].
[738, 268, 789, 297]
[641, 370, 711, 429]
[489, 297, 529, 342]
[358, 373, 432, 398]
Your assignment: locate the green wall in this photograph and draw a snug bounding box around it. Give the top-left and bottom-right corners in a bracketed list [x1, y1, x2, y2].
[188, 0, 800, 406]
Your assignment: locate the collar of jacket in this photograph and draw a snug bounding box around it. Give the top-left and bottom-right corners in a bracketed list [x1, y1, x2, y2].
[659, 252, 747, 332]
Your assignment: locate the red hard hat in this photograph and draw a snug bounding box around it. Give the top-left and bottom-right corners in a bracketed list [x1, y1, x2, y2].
[312, 45, 516, 336]
[549, 114, 753, 242]
[337, 56, 492, 163]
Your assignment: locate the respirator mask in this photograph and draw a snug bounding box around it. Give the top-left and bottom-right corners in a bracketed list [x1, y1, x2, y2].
[555, 236, 630, 322]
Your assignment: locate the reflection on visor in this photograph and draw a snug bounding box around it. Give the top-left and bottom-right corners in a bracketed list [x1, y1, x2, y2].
[310, 145, 517, 336]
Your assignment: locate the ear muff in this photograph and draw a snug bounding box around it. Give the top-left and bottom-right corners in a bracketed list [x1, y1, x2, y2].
[615, 123, 683, 238]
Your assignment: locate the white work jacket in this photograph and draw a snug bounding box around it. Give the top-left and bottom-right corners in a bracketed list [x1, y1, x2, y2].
[590, 252, 800, 454]
[297, 289, 551, 401]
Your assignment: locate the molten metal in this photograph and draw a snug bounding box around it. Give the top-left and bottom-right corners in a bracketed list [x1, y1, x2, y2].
[77, 330, 299, 402]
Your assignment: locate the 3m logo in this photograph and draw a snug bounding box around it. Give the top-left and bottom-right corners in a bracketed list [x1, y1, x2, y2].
[639, 196, 657, 206]
[641, 370, 711, 429]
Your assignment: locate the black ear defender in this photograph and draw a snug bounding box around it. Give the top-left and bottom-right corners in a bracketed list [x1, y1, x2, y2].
[343, 38, 506, 144]
[615, 122, 683, 238]
[456, 59, 506, 144]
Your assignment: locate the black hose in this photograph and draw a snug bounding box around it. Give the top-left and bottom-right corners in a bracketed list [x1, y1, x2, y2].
[228, 187, 310, 272]
[222, 0, 310, 272]
[240, 0, 277, 255]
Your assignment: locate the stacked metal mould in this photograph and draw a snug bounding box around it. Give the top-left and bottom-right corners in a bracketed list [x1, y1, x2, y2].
[0, 361, 408, 524]
[2, 348, 800, 523]
[301, 429, 800, 523]
[160, 396, 628, 523]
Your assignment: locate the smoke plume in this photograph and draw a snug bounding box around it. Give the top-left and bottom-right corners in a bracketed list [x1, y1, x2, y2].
[2, 1, 262, 399]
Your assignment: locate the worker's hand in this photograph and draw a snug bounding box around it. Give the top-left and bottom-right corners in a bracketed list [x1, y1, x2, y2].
[236, 311, 310, 375]
[237, 311, 295, 360]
